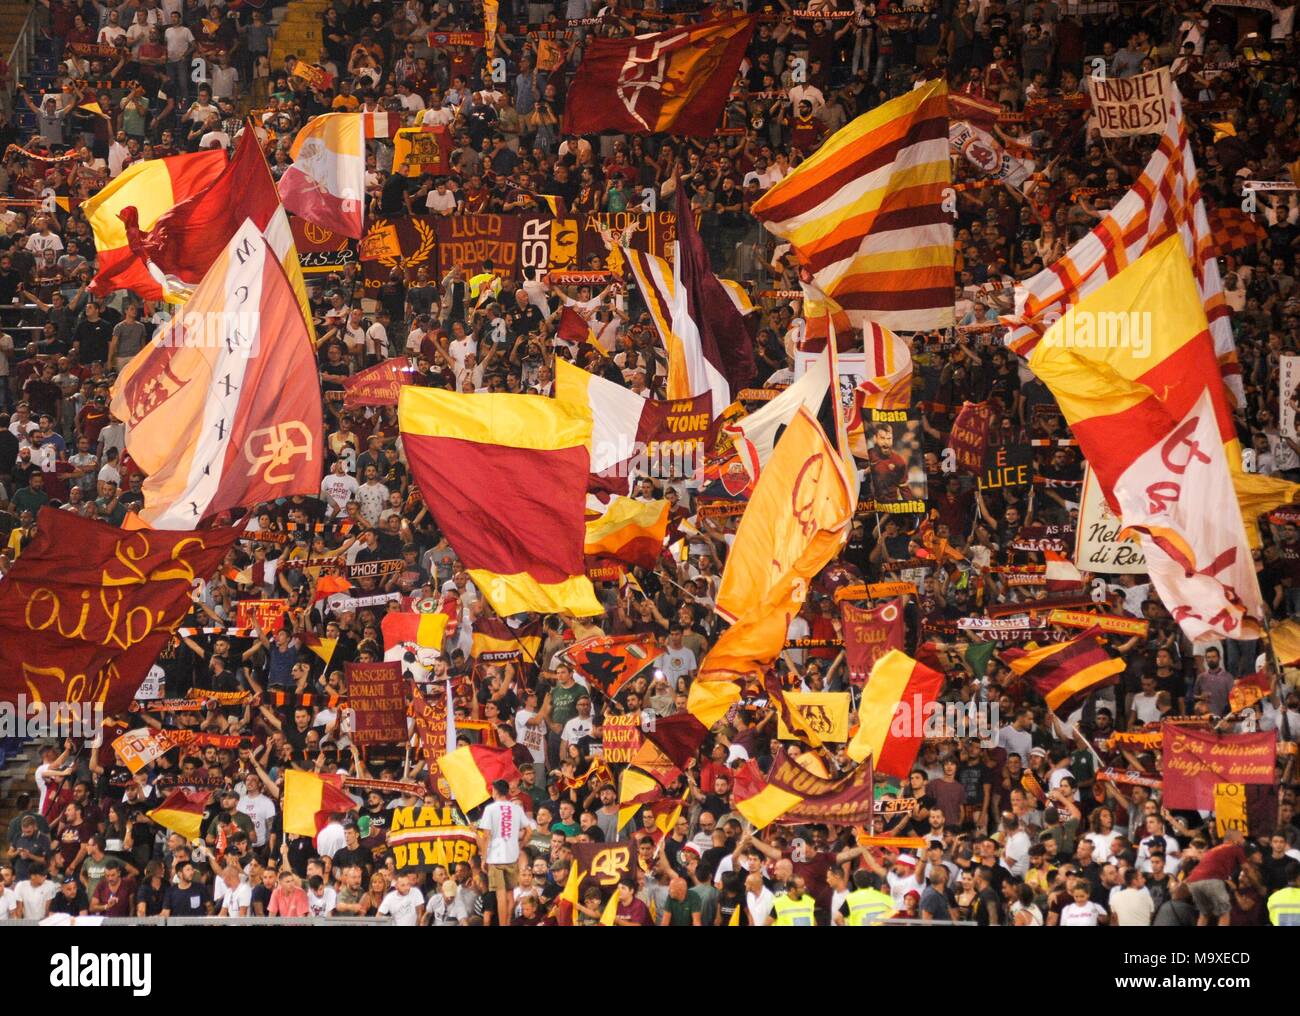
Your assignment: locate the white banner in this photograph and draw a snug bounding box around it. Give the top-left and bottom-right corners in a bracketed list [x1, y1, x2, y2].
[1281, 354, 1300, 440]
[1086, 67, 1172, 137]
[1113, 389, 1263, 642]
[1073, 464, 1148, 574]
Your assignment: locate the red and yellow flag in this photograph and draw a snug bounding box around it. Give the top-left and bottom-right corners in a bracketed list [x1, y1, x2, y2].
[110, 220, 323, 528]
[584, 497, 669, 570]
[147, 789, 211, 842]
[399, 387, 603, 617]
[84, 149, 227, 300]
[1001, 628, 1125, 715]
[439, 744, 521, 812]
[847, 649, 944, 777]
[283, 770, 356, 839]
[279, 112, 366, 238]
[753, 78, 953, 332]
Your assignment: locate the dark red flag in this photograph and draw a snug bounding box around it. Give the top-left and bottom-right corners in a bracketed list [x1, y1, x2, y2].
[0, 509, 241, 714]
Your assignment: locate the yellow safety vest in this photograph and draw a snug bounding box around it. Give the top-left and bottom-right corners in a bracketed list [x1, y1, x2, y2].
[844, 888, 896, 926]
[468, 272, 499, 302]
[1268, 886, 1300, 926]
[770, 892, 816, 926]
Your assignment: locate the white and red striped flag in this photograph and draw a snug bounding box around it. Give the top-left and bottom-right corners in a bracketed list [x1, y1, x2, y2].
[1001, 86, 1243, 405]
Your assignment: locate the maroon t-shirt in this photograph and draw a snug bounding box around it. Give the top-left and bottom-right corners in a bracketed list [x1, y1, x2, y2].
[93, 877, 136, 917]
[1186, 844, 1246, 883]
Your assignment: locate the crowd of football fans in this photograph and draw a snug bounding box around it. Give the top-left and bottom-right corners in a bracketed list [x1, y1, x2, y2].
[0, 0, 1299, 926]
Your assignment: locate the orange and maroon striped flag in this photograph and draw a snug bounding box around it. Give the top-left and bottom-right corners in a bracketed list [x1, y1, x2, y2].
[1000, 627, 1125, 716]
[847, 649, 944, 778]
[752, 78, 953, 332]
[399, 387, 603, 617]
[584, 497, 669, 570]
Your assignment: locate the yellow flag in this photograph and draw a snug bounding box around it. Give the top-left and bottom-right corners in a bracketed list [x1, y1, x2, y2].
[599, 888, 621, 926]
[699, 409, 854, 683]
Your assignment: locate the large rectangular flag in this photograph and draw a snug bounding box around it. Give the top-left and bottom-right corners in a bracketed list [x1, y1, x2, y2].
[84, 150, 227, 300]
[146, 789, 211, 841]
[1029, 236, 1263, 641]
[283, 770, 356, 839]
[1003, 86, 1241, 404]
[278, 112, 367, 239]
[564, 633, 659, 700]
[110, 220, 323, 528]
[94, 129, 313, 331]
[1001, 627, 1125, 715]
[0, 509, 241, 714]
[562, 14, 754, 137]
[752, 78, 953, 332]
[399, 387, 603, 617]
[847, 649, 944, 777]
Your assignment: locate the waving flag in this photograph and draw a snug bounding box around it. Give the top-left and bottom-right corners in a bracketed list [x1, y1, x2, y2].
[147, 789, 211, 841]
[584, 497, 669, 569]
[752, 78, 953, 332]
[277, 112, 367, 238]
[99, 129, 313, 333]
[439, 744, 520, 811]
[283, 770, 356, 839]
[621, 186, 756, 414]
[694, 409, 855, 731]
[399, 387, 602, 617]
[110, 220, 323, 528]
[1003, 86, 1242, 404]
[562, 14, 754, 137]
[84, 149, 227, 300]
[1001, 628, 1125, 715]
[1029, 237, 1263, 641]
[563, 633, 659, 699]
[847, 650, 944, 777]
[0, 509, 241, 715]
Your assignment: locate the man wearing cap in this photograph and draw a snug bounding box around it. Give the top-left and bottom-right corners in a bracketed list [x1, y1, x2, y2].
[205, 789, 255, 850]
[49, 873, 90, 917]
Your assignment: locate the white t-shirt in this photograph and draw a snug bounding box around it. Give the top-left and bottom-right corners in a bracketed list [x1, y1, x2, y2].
[15, 879, 57, 920]
[316, 821, 346, 859]
[477, 800, 534, 865]
[747, 886, 776, 925]
[365, 322, 389, 359]
[0, 886, 18, 920]
[1059, 900, 1106, 926]
[656, 646, 697, 683]
[214, 879, 253, 917]
[164, 24, 194, 61]
[34, 763, 61, 813]
[996, 725, 1033, 764]
[378, 886, 425, 926]
[426, 188, 457, 214]
[514, 710, 546, 764]
[237, 793, 278, 846]
[307, 886, 338, 916]
[1110, 887, 1153, 926]
[561, 715, 594, 746]
[320, 472, 359, 514]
